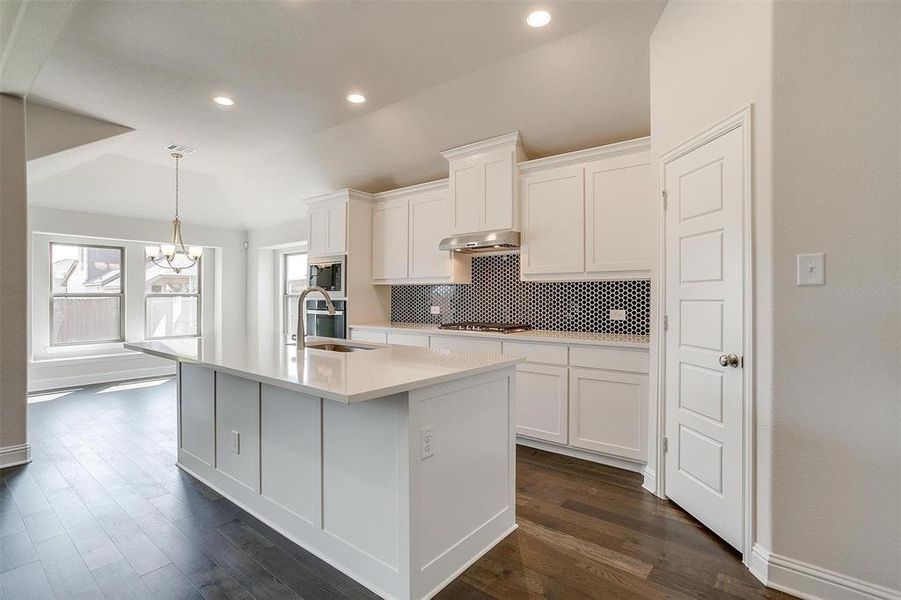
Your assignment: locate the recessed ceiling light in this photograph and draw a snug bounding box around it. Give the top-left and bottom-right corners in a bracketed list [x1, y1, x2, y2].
[346, 93, 366, 104]
[526, 10, 552, 28]
[213, 96, 235, 106]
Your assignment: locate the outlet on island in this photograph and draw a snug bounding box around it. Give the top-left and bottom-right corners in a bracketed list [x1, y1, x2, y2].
[231, 430, 240, 454]
[420, 425, 434, 460]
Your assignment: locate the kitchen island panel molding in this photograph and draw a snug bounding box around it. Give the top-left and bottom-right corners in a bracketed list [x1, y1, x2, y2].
[135, 339, 521, 600]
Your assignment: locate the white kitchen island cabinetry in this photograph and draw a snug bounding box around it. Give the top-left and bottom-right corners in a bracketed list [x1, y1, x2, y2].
[126, 337, 520, 600]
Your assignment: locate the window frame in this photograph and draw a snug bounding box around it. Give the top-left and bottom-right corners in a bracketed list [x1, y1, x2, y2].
[143, 256, 203, 340]
[48, 241, 126, 347]
[282, 251, 308, 337]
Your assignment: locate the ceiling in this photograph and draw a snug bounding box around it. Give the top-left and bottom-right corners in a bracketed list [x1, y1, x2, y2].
[25, 0, 665, 230]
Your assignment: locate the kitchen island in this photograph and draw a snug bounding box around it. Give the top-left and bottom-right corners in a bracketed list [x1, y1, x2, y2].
[125, 337, 521, 600]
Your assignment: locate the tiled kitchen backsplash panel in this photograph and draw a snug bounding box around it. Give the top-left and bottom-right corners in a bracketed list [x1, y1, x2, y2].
[390, 255, 650, 335]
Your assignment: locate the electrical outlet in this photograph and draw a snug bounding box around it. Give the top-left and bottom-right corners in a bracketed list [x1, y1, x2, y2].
[420, 425, 434, 460]
[797, 253, 825, 285]
[430, 305, 441, 315]
[609, 309, 626, 321]
[231, 431, 240, 454]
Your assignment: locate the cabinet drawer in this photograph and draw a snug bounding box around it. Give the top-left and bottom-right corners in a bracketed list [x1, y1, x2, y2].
[430, 335, 503, 354]
[386, 332, 430, 348]
[350, 330, 387, 344]
[503, 341, 567, 366]
[569, 346, 649, 374]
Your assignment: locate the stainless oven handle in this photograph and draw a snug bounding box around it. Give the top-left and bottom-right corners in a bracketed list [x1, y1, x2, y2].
[307, 310, 344, 316]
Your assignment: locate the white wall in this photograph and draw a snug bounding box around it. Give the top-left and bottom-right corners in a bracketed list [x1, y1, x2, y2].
[245, 218, 308, 343]
[28, 206, 247, 391]
[651, 0, 901, 595]
[769, 1, 900, 591]
[649, 0, 775, 548]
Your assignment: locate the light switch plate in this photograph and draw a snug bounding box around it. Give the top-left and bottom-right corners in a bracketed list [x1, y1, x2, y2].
[429, 305, 441, 315]
[797, 253, 825, 285]
[609, 309, 626, 321]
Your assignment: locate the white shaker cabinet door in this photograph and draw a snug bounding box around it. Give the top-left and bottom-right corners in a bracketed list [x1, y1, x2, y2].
[584, 153, 653, 275]
[515, 363, 568, 444]
[520, 165, 585, 276]
[372, 198, 409, 281]
[409, 193, 451, 279]
[568, 368, 647, 461]
[308, 207, 330, 256]
[481, 149, 515, 231]
[326, 203, 347, 255]
[448, 155, 482, 234]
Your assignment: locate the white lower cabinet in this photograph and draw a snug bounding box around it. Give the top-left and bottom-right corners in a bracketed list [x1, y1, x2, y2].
[568, 368, 648, 461]
[350, 330, 387, 344]
[386, 332, 430, 347]
[430, 336, 503, 354]
[514, 363, 568, 444]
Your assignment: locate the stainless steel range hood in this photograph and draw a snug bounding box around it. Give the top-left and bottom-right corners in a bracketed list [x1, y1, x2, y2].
[438, 230, 520, 253]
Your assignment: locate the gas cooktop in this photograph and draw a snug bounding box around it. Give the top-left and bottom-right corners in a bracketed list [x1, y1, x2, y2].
[438, 322, 533, 334]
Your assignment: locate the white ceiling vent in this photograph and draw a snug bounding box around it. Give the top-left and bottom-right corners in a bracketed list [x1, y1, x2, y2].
[164, 143, 197, 155]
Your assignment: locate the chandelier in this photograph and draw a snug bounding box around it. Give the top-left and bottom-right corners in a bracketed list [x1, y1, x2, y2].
[145, 152, 203, 273]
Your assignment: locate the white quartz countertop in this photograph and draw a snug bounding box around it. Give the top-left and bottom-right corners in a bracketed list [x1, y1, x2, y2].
[125, 336, 521, 404]
[350, 323, 651, 349]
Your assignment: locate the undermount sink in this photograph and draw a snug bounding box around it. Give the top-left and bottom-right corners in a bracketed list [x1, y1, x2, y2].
[304, 342, 375, 353]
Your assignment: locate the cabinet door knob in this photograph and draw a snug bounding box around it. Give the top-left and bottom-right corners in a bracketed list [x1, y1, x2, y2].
[718, 353, 741, 368]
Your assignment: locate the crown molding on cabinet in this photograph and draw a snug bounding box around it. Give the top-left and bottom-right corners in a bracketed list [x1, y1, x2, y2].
[440, 131, 524, 162]
[517, 136, 651, 174]
[302, 188, 374, 208]
[372, 178, 448, 202]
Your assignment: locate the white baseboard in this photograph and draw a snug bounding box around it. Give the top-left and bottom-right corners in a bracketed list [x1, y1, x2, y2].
[641, 465, 657, 495]
[515, 437, 645, 474]
[750, 544, 901, 600]
[0, 443, 32, 469]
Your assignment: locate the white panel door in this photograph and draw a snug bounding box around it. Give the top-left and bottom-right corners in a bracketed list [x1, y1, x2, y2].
[569, 368, 647, 461]
[372, 198, 409, 281]
[520, 165, 585, 275]
[585, 154, 654, 274]
[664, 124, 744, 550]
[481, 149, 514, 231]
[515, 363, 568, 444]
[449, 156, 482, 234]
[409, 193, 451, 279]
[308, 207, 329, 255]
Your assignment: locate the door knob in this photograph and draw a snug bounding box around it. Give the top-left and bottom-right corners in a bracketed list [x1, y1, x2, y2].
[719, 353, 740, 368]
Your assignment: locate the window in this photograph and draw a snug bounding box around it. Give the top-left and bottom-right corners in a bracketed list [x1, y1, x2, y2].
[50, 243, 125, 346]
[145, 257, 201, 339]
[283, 252, 308, 335]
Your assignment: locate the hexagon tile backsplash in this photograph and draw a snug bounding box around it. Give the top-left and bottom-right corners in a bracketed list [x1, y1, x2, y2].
[390, 254, 651, 335]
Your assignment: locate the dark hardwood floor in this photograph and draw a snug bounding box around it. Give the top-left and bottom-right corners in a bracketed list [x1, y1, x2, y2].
[0, 378, 791, 600]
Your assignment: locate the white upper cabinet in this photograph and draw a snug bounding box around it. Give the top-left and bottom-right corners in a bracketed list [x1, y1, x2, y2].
[585, 154, 654, 274]
[408, 192, 451, 279]
[518, 138, 652, 281]
[371, 181, 471, 285]
[371, 198, 409, 281]
[520, 165, 585, 275]
[308, 199, 347, 257]
[442, 132, 526, 235]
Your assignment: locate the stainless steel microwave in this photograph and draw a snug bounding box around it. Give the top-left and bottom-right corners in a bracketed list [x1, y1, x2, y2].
[308, 258, 344, 297]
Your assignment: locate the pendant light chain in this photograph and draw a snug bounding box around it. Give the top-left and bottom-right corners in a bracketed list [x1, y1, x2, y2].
[173, 152, 181, 220]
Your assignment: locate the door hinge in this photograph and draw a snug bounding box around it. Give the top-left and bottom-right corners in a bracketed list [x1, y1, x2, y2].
[662, 190, 667, 209]
[663, 437, 669, 453]
[663, 315, 668, 331]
